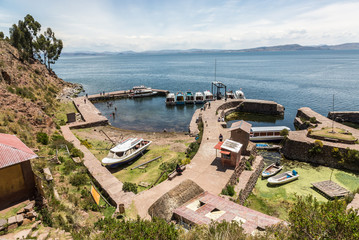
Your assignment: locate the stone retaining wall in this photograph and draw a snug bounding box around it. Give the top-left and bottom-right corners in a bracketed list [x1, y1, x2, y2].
[328, 111, 359, 124]
[217, 99, 285, 116]
[282, 134, 359, 171]
[237, 157, 264, 205]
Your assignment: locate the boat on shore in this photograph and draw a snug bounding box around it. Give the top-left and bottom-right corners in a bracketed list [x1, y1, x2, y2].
[195, 92, 204, 104]
[203, 90, 214, 101]
[176, 92, 185, 105]
[262, 162, 283, 178]
[185, 91, 195, 104]
[165, 93, 176, 105]
[226, 91, 235, 99]
[256, 143, 281, 151]
[250, 126, 290, 142]
[130, 86, 157, 98]
[268, 170, 299, 185]
[102, 138, 152, 168]
[234, 89, 245, 99]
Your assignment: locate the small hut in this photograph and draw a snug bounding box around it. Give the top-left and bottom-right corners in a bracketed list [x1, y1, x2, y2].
[214, 139, 242, 167]
[0, 134, 37, 210]
[229, 120, 252, 154]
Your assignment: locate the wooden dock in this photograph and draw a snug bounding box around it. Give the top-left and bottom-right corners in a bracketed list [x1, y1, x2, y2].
[311, 180, 350, 199]
[87, 88, 169, 102]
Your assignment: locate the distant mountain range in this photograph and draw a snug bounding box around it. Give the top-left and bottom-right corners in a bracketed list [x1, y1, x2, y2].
[62, 43, 359, 55]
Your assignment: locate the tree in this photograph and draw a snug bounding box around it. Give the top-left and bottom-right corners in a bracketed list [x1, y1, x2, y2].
[0, 32, 4, 39]
[35, 28, 63, 69]
[9, 14, 41, 61]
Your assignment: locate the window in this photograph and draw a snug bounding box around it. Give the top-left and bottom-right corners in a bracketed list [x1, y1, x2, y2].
[259, 132, 266, 136]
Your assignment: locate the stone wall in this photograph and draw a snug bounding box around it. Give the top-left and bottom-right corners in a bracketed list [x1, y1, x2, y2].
[227, 159, 245, 186]
[282, 135, 359, 171]
[237, 157, 264, 205]
[217, 99, 285, 116]
[328, 111, 359, 124]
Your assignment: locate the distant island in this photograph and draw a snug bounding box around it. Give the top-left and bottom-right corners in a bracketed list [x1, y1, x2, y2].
[63, 42, 359, 56]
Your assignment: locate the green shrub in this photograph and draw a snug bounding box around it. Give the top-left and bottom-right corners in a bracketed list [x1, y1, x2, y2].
[159, 160, 178, 173]
[122, 182, 138, 194]
[63, 159, 78, 175]
[7, 86, 14, 93]
[80, 139, 92, 149]
[309, 117, 317, 124]
[69, 173, 88, 186]
[245, 160, 252, 170]
[70, 148, 84, 158]
[280, 128, 289, 136]
[36, 132, 49, 145]
[309, 140, 323, 155]
[95, 217, 178, 240]
[221, 185, 235, 197]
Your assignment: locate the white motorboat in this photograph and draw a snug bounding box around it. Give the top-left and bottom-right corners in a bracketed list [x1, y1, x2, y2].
[250, 126, 290, 142]
[130, 86, 157, 98]
[185, 91, 195, 104]
[102, 138, 151, 167]
[165, 93, 176, 105]
[195, 92, 204, 104]
[234, 89, 246, 99]
[268, 170, 299, 185]
[262, 163, 283, 178]
[226, 91, 235, 99]
[203, 90, 214, 102]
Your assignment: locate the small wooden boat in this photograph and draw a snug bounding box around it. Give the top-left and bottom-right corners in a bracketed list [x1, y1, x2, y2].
[268, 170, 299, 185]
[262, 163, 283, 178]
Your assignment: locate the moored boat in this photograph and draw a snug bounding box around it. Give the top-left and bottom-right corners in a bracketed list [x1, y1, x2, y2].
[165, 93, 176, 105]
[262, 162, 283, 178]
[185, 91, 195, 104]
[250, 126, 290, 142]
[194, 92, 204, 104]
[267, 170, 299, 185]
[130, 86, 157, 98]
[226, 91, 235, 99]
[176, 92, 185, 105]
[203, 90, 214, 102]
[234, 89, 246, 99]
[102, 138, 152, 168]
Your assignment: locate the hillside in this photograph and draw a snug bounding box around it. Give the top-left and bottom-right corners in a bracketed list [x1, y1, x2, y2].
[0, 40, 75, 147]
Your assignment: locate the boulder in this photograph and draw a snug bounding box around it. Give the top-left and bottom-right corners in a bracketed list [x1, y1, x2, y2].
[16, 214, 24, 224]
[0, 218, 7, 231]
[16, 208, 26, 214]
[7, 216, 17, 225]
[24, 202, 35, 212]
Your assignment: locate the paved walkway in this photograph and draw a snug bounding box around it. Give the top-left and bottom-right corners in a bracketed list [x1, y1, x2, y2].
[61, 96, 133, 208]
[133, 100, 236, 219]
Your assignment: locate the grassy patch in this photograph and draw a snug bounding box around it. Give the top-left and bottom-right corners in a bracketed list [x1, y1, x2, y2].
[125, 201, 138, 220]
[310, 127, 356, 141]
[225, 111, 283, 123]
[245, 155, 359, 220]
[54, 102, 78, 126]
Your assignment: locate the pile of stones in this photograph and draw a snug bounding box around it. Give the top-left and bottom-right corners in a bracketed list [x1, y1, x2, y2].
[0, 201, 38, 232]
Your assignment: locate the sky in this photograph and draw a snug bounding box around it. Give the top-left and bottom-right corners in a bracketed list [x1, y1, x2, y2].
[1, 0, 359, 52]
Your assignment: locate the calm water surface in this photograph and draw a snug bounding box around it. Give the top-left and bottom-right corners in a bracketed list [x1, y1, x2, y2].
[53, 50, 359, 131]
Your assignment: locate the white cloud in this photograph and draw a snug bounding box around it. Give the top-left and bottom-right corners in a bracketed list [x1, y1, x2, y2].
[0, 0, 358, 51]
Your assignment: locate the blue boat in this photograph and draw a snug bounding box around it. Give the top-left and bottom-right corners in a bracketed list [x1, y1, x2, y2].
[176, 92, 185, 105]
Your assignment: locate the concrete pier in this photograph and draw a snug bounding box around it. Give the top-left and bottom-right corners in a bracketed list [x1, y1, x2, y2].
[87, 88, 169, 102]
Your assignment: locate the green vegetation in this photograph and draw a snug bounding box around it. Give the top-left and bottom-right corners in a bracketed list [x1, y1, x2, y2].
[70, 147, 84, 158]
[9, 14, 62, 67]
[225, 111, 283, 123]
[308, 139, 323, 155]
[332, 147, 359, 165]
[186, 121, 203, 159]
[94, 217, 178, 240]
[122, 182, 138, 194]
[309, 116, 317, 124]
[280, 128, 289, 137]
[36, 132, 49, 145]
[310, 127, 356, 141]
[221, 185, 235, 197]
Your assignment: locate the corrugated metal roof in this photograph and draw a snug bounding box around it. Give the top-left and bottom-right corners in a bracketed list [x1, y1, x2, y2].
[0, 134, 37, 169]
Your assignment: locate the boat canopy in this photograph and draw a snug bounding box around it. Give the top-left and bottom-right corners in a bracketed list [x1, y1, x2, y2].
[110, 138, 142, 152]
[166, 93, 175, 98]
[250, 126, 290, 133]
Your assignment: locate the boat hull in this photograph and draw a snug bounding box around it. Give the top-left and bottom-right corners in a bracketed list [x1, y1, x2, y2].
[131, 91, 158, 98]
[267, 171, 299, 185]
[102, 142, 151, 168]
[262, 163, 283, 178]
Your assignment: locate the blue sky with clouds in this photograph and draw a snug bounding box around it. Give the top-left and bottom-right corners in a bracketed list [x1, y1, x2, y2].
[0, 0, 358, 52]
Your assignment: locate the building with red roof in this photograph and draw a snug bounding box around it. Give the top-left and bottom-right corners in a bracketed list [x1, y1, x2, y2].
[0, 133, 37, 210]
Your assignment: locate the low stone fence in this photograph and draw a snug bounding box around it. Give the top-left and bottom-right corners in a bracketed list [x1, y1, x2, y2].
[328, 111, 359, 124]
[237, 158, 264, 205]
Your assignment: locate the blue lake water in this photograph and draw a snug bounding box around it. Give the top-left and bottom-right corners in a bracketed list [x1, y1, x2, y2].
[53, 50, 359, 132]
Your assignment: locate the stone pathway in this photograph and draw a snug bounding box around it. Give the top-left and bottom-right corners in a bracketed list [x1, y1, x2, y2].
[234, 155, 263, 195]
[133, 100, 236, 219]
